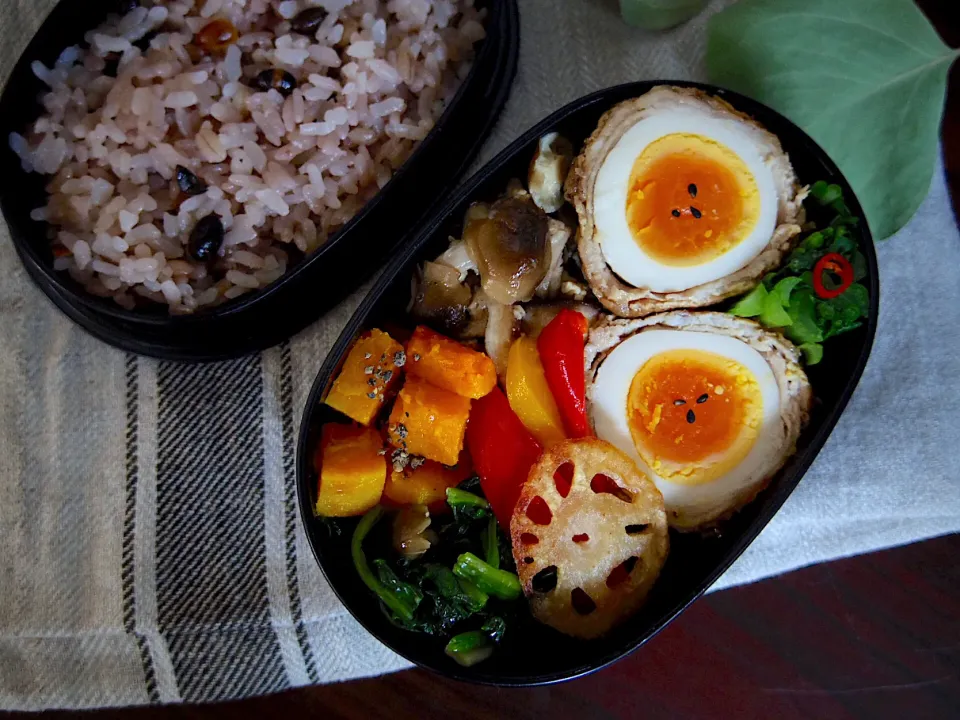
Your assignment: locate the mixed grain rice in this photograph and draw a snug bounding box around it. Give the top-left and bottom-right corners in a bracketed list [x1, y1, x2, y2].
[9, 0, 485, 312]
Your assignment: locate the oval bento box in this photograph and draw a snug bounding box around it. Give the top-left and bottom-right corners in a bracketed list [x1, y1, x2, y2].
[295, 80, 880, 686]
[0, 0, 519, 361]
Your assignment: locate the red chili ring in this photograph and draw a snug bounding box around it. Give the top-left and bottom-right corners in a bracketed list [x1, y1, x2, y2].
[813, 252, 854, 299]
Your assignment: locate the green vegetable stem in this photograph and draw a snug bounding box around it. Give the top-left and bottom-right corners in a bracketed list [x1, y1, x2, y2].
[444, 630, 494, 667]
[453, 553, 522, 601]
[446, 487, 490, 514]
[351, 506, 419, 622]
[444, 616, 508, 667]
[482, 515, 500, 569]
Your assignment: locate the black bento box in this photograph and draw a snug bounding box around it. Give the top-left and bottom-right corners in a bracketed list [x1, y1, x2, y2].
[295, 81, 879, 686]
[0, 0, 519, 360]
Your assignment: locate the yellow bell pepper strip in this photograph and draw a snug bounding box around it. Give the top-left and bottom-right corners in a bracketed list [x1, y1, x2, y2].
[325, 329, 405, 426]
[405, 325, 497, 399]
[315, 424, 387, 517]
[537, 309, 592, 438]
[505, 336, 567, 447]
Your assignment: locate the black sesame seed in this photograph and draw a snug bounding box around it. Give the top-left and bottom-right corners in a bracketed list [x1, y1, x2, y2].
[625, 523, 649, 535]
[697, 393, 709, 404]
[673, 399, 686, 406]
[523, 557, 534, 564]
[686, 409, 696, 424]
[671, 209, 681, 218]
[690, 206, 702, 219]
[688, 183, 698, 198]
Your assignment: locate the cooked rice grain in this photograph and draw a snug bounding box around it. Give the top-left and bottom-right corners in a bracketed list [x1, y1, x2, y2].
[10, 0, 485, 313]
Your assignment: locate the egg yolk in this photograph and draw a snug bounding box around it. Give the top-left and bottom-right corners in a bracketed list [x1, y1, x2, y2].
[625, 133, 761, 267]
[627, 349, 762, 485]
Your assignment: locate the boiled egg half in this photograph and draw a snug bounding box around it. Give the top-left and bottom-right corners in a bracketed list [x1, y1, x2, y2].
[587, 312, 811, 530]
[567, 86, 803, 317]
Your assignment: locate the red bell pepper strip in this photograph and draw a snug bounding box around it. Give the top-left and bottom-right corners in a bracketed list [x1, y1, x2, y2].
[537, 309, 591, 438]
[465, 387, 542, 527]
[813, 252, 854, 300]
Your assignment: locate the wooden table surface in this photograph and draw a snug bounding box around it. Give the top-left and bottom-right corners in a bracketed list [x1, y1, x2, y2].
[2, 2, 958, 718]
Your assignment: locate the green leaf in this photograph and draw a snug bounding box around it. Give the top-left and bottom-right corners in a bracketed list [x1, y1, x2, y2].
[802, 231, 825, 251]
[730, 283, 768, 317]
[482, 616, 507, 644]
[759, 286, 793, 327]
[810, 181, 842, 207]
[783, 288, 823, 345]
[799, 343, 824, 365]
[826, 229, 857, 257]
[373, 559, 423, 613]
[771, 276, 801, 305]
[820, 283, 869, 338]
[707, 0, 959, 239]
[619, 0, 709, 30]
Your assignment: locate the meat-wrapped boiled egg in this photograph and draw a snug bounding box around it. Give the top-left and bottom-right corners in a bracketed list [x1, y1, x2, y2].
[585, 311, 812, 530]
[566, 86, 805, 318]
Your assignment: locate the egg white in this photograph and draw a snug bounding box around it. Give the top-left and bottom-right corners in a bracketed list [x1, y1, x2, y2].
[590, 329, 785, 528]
[593, 108, 780, 293]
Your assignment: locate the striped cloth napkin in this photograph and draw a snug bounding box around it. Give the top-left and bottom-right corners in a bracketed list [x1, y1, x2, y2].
[2, 0, 958, 710]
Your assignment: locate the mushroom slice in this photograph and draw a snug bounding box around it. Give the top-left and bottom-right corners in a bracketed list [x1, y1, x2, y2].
[484, 299, 520, 380]
[534, 217, 573, 299]
[437, 239, 478, 283]
[510, 438, 668, 639]
[464, 195, 550, 305]
[411, 261, 473, 336]
[528, 132, 574, 213]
